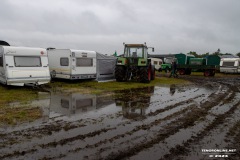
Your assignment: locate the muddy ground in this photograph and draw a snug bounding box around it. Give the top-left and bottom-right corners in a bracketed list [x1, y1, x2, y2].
[0, 75, 240, 160]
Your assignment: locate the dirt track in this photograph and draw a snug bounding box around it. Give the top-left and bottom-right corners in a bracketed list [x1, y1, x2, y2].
[0, 76, 240, 160]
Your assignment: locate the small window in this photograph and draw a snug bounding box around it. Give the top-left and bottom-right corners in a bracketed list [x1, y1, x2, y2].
[14, 56, 41, 67]
[76, 58, 93, 67]
[154, 61, 158, 65]
[60, 57, 69, 66]
[0, 56, 3, 67]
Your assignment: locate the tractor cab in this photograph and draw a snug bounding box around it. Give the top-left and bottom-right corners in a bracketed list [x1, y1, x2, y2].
[124, 44, 148, 59]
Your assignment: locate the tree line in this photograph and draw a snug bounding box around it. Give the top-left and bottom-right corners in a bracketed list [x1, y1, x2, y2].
[187, 49, 240, 58]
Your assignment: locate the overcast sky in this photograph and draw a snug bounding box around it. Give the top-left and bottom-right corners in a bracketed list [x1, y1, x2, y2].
[1, 0, 240, 55]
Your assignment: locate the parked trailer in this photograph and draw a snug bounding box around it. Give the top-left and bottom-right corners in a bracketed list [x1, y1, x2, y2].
[48, 49, 97, 80]
[0, 46, 50, 86]
[220, 58, 240, 73]
[175, 53, 220, 76]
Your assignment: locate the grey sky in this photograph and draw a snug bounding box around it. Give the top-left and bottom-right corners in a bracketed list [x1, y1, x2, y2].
[1, 0, 240, 55]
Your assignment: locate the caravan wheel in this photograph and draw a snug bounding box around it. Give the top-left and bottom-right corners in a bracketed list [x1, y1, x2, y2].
[51, 70, 56, 78]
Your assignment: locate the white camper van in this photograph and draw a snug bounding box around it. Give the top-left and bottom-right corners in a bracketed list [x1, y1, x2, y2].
[0, 46, 51, 86]
[48, 49, 97, 80]
[220, 58, 240, 73]
[149, 58, 163, 71]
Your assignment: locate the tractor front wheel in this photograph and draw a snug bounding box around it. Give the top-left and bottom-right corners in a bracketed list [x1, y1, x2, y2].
[115, 66, 126, 82]
[140, 67, 151, 83]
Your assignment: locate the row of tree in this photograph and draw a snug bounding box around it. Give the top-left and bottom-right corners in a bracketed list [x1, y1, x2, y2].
[187, 49, 240, 58]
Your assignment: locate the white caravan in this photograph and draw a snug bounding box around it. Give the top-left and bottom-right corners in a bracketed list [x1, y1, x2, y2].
[149, 58, 163, 71]
[220, 58, 240, 73]
[48, 49, 97, 80]
[0, 46, 50, 86]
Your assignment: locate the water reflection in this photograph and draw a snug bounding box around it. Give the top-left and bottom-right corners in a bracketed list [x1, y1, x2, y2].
[50, 93, 114, 117]
[115, 86, 154, 120]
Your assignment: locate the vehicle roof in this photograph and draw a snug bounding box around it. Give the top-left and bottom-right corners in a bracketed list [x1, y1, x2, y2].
[125, 44, 147, 48]
[221, 58, 240, 61]
[0, 46, 47, 56]
[49, 49, 97, 54]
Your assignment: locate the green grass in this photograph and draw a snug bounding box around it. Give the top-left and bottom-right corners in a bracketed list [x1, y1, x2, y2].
[0, 86, 42, 125]
[0, 86, 39, 105]
[49, 77, 190, 94]
[0, 105, 42, 125]
[179, 72, 240, 78]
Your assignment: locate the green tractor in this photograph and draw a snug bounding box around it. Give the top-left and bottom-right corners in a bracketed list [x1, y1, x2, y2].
[115, 43, 155, 83]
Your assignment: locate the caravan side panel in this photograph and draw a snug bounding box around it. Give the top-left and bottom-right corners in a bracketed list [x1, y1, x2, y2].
[48, 49, 97, 80]
[1, 46, 51, 86]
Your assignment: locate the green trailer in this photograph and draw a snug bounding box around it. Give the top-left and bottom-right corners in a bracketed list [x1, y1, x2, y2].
[175, 53, 195, 65]
[206, 55, 221, 72]
[175, 53, 220, 76]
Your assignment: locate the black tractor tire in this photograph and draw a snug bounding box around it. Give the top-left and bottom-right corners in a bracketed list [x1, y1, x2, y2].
[208, 70, 215, 76]
[185, 69, 192, 75]
[140, 67, 151, 83]
[151, 65, 155, 80]
[115, 66, 126, 82]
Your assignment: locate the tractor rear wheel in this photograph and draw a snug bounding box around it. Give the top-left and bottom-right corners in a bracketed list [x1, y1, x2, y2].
[178, 69, 186, 75]
[140, 67, 150, 83]
[115, 66, 126, 82]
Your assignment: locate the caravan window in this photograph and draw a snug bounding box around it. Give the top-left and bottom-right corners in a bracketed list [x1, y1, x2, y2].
[76, 58, 93, 67]
[60, 57, 69, 66]
[0, 56, 3, 67]
[14, 56, 41, 67]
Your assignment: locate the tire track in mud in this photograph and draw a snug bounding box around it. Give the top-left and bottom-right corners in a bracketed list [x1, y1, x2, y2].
[102, 87, 229, 160]
[1, 78, 238, 160]
[0, 88, 214, 160]
[51, 82, 228, 159]
[152, 78, 240, 160]
[161, 96, 240, 160]
[0, 96, 199, 160]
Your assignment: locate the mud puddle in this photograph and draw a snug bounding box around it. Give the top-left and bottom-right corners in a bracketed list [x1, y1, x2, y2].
[1, 78, 240, 160]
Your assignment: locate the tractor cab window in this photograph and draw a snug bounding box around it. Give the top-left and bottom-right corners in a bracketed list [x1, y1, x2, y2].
[125, 47, 144, 58]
